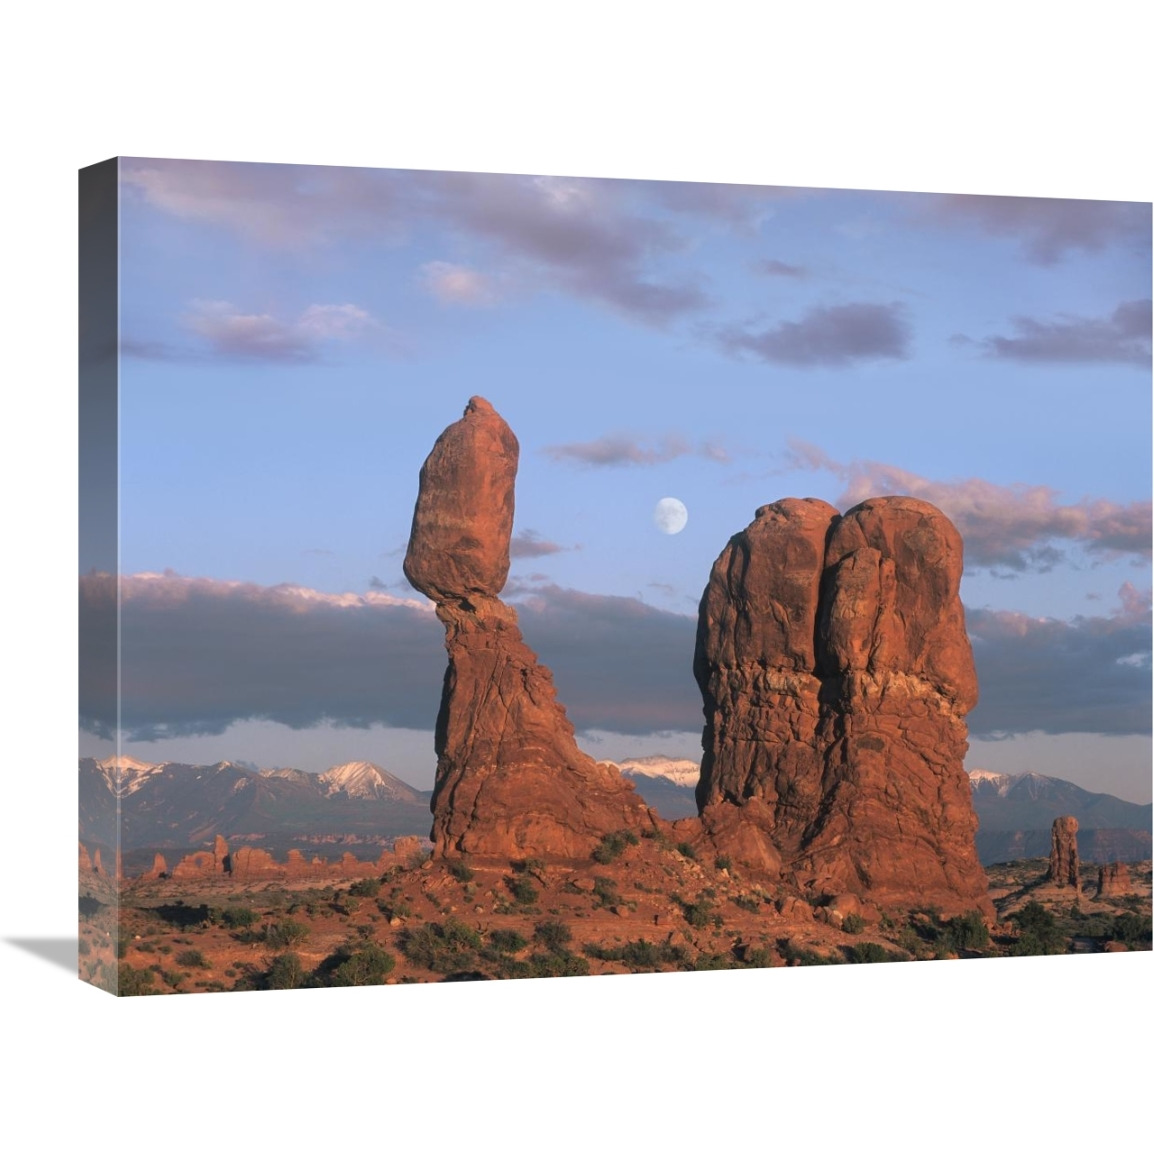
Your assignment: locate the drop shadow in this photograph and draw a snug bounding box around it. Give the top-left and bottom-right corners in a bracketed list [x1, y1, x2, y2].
[6, 937, 78, 973]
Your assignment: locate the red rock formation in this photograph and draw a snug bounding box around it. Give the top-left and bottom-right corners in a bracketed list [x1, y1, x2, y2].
[696, 496, 992, 917]
[142, 853, 168, 880]
[404, 396, 653, 859]
[1096, 861, 1131, 899]
[1047, 816, 1081, 890]
[92, 847, 104, 875]
[230, 846, 276, 879]
[213, 834, 230, 874]
[79, 842, 93, 872]
[172, 850, 216, 878]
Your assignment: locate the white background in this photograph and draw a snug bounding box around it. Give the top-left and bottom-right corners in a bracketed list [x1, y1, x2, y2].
[1, 3, 1149, 1149]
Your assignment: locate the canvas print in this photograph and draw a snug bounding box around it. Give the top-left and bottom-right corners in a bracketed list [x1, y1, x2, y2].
[79, 158, 1152, 995]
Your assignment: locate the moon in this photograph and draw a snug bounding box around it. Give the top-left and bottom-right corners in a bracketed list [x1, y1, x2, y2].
[654, 497, 688, 535]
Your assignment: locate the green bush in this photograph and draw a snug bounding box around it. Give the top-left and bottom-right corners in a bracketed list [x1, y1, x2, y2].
[265, 918, 310, 949]
[1110, 912, 1152, 947]
[943, 910, 990, 953]
[585, 939, 687, 970]
[487, 929, 529, 954]
[533, 920, 573, 953]
[348, 878, 382, 898]
[320, 943, 396, 986]
[1010, 901, 1066, 956]
[266, 952, 306, 990]
[676, 842, 698, 861]
[448, 860, 475, 883]
[175, 949, 210, 969]
[592, 830, 640, 864]
[117, 964, 157, 996]
[219, 905, 259, 929]
[841, 913, 866, 935]
[506, 876, 538, 906]
[401, 918, 483, 973]
[591, 877, 620, 909]
[847, 942, 894, 964]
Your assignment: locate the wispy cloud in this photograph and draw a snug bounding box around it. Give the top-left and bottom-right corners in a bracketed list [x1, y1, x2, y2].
[717, 301, 910, 367]
[957, 299, 1151, 367]
[968, 584, 1152, 737]
[510, 530, 567, 559]
[418, 261, 498, 306]
[754, 258, 808, 278]
[124, 299, 382, 364]
[543, 433, 731, 467]
[921, 193, 1151, 265]
[786, 440, 1153, 570]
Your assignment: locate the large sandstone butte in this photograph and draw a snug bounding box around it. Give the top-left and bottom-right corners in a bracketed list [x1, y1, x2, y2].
[696, 496, 992, 917]
[1047, 815, 1081, 891]
[404, 396, 652, 858]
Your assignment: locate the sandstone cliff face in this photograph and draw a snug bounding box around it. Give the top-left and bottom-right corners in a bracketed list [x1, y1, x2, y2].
[404, 397, 652, 858]
[1048, 816, 1081, 890]
[696, 496, 991, 916]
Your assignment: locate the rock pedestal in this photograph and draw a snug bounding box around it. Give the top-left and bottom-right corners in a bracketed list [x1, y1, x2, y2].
[404, 397, 652, 858]
[1096, 861, 1131, 899]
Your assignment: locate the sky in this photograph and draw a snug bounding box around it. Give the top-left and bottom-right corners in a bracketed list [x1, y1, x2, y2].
[79, 158, 1152, 801]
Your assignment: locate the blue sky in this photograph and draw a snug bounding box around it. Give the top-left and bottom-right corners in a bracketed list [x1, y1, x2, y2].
[79, 158, 1152, 800]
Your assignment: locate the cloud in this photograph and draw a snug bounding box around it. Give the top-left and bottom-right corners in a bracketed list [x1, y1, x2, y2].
[754, 258, 807, 278]
[962, 299, 1151, 367]
[922, 193, 1151, 264]
[717, 302, 910, 367]
[79, 572, 1149, 748]
[543, 433, 731, 467]
[785, 439, 1153, 571]
[78, 572, 702, 742]
[509, 530, 566, 558]
[121, 159, 712, 327]
[123, 299, 383, 364]
[967, 585, 1152, 737]
[418, 261, 498, 306]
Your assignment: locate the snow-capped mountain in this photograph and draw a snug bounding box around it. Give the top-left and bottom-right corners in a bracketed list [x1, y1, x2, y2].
[79, 756, 431, 851]
[606, 755, 701, 788]
[966, 768, 1151, 864]
[95, 754, 164, 796]
[318, 760, 424, 803]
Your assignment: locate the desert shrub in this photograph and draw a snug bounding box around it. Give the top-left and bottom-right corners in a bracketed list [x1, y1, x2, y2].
[1010, 902, 1066, 956]
[265, 918, 310, 949]
[377, 898, 413, 920]
[842, 913, 866, 935]
[487, 929, 529, 954]
[318, 943, 396, 986]
[116, 929, 131, 960]
[348, 878, 381, 898]
[780, 939, 841, 966]
[731, 894, 762, 913]
[676, 842, 698, 861]
[159, 969, 186, 989]
[742, 947, 774, 968]
[400, 918, 483, 973]
[676, 896, 713, 928]
[715, 855, 733, 872]
[1110, 912, 1152, 948]
[78, 938, 92, 957]
[591, 877, 620, 909]
[448, 860, 475, 883]
[505, 875, 538, 906]
[153, 902, 212, 929]
[117, 965, 157, 997]
[846, 942, 893, 964]
[943, 910, 990, 953]
[592, 830, 640, 864]
[585, 939, 687, 970]
[533, 920, 572, 953]
[266, 952, 306, 990]
[175, 949, 209, 969]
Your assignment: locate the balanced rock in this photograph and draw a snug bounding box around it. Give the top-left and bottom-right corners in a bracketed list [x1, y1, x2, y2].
[696, 495, 991, 917]
[1096, 861, 1131, 899]
[1047, 816, 1081, 890]
[405, 397, 653, 858]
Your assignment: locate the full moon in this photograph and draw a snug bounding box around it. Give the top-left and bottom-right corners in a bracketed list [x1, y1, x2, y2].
[654, 497, 688, 535]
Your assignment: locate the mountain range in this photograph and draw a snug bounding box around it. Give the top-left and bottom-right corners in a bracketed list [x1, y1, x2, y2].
[79, 755, 1151, 868]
